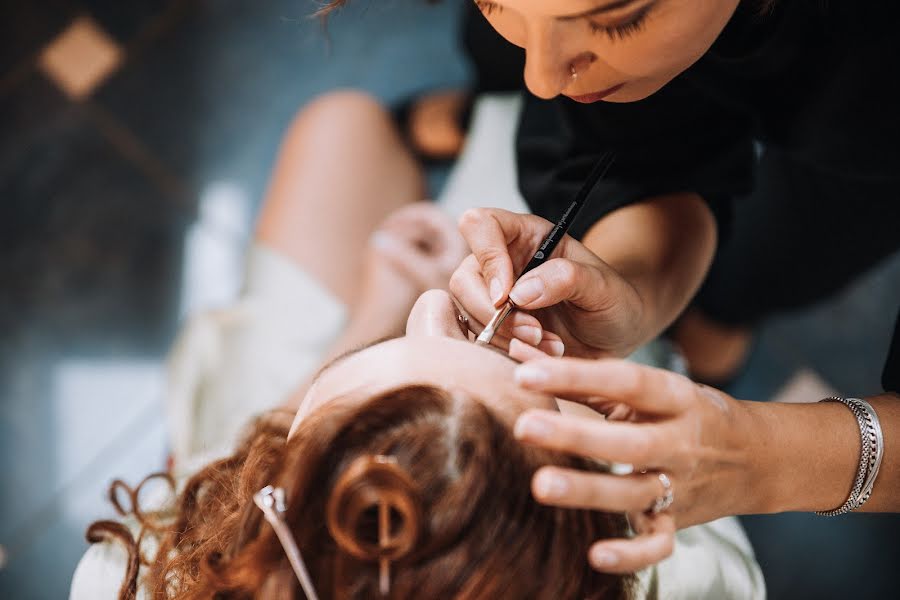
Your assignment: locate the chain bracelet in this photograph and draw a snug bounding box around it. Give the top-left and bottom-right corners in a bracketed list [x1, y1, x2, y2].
[849, 398, 884, 510]
[816, 397, 871, 516]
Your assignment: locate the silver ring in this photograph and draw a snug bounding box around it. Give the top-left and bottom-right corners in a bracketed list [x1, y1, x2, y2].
[570, 65, 578, 80]
[457, 313, 469, 328]
[649, 473, 674, 514]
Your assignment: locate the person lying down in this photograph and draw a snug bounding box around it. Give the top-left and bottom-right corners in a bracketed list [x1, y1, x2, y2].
[70, 91, 763, 599]
[77, 290, 760, 599]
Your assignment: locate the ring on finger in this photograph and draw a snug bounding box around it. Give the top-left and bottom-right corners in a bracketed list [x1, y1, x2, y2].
[648, 472, 674, 514]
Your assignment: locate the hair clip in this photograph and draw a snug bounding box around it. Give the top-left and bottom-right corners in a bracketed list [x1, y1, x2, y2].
[378, 490, 392, 595]
[254, 485, 321, 600]
[368, 455, 397, 595]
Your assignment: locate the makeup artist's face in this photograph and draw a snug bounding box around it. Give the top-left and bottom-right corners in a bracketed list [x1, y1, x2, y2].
[291, 290, 558, 435]
[475, 0, 740, 102]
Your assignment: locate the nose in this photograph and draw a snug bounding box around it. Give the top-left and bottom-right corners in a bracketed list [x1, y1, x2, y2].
[521, 23, 571, 99]
[405, 289, 469, 340]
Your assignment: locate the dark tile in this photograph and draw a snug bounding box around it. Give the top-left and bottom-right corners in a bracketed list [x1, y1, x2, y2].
[0, 71, 185, 596]
[762, 251, 900, 396]
[94, 0, 470, 218]
[724, 327, 797, 401]
[0, 73, 69, 185]
[80, 0, 180, 43]
[0, 76, 189, 349]
[0, 1, 79, 77]
[0, 408, 167, 598]
[740, 512, 900, 599]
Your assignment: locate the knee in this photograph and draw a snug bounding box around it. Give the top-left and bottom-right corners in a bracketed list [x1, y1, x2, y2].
[289, 89, 395, 143]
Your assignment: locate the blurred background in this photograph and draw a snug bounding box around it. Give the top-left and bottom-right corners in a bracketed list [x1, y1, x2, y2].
[0, 1, 897, 597]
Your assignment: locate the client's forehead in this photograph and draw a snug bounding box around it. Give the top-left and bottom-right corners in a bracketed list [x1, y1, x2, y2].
[305, 336, 557, 425]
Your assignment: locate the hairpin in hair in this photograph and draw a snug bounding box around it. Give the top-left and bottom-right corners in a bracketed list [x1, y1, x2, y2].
[373, 455, 397, 595]
[254, 485, 321, 600]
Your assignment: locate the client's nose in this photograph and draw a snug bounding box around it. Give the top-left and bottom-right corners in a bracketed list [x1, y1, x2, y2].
[405, 290, 469, 340]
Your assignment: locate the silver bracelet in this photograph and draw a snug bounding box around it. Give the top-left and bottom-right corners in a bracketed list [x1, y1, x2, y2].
[850, 398, 884, 509]
[816, 397, 884, 516]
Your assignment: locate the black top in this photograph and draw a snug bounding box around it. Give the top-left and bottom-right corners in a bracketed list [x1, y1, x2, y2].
[513, 1, 898, 240]
[462, 1, 899, 392]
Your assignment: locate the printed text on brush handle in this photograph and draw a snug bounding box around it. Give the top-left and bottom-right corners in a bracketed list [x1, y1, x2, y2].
[521, 199, 578, 275]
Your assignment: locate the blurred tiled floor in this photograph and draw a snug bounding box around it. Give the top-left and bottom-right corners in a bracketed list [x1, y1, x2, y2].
[0, 1, 898, 598]
[0, 1, 467, 597]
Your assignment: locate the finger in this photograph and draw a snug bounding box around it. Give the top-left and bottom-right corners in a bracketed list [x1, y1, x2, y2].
[371, 232, 440, 285]
[588, 513, 675, 573]
[385, 204, 466, 255]
[380, 202, 449, 231]
[457, 208, 516, 306]
[531, 467, 667, 513]
[509, 338, 550, 362]
[507, 258, 618, 312]
[450, 255, 544, 339]
[453, 297, 521, 353]
[536, 330, 565, 357]
[514, 358, 692, 415]
[382, 212, 467, 273]
[457, 208, 553, 306]
[513, 409, 671, 466]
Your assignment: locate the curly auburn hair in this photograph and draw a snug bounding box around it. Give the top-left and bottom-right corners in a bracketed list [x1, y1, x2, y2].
[88, 385, 635, 599]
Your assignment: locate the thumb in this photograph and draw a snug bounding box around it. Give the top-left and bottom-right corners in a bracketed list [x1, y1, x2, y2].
[508, 258, 617, 312]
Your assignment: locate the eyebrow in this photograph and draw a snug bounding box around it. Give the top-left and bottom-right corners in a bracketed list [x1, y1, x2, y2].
[557, 0, 643, 20]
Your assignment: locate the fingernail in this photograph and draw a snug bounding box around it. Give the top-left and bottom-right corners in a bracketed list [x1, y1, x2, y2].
[514, 413, 553, 439]
[490, 278, 504, 305]
[512, 325, 542, 346]
[509, 278, 543, 306]
[515, 364, 549, 386]
[546, 339, 565, 357]
[534, 471, 569, 499]
[591, 548, 619, 569]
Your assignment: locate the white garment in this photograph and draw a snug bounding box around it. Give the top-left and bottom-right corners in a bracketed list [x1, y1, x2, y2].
[71, 94, 764, 599]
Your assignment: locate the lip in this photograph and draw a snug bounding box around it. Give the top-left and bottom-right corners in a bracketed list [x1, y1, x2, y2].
[566, 83, 625, 104]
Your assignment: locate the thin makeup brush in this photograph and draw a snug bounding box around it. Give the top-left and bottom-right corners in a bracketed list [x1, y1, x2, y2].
[475, 152, 615, 346]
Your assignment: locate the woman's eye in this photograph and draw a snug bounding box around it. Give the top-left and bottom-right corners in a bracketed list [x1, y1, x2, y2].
[588, 8, 650, 41]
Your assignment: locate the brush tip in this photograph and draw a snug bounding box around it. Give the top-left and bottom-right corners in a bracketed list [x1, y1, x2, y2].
[475, 329, 494, 345]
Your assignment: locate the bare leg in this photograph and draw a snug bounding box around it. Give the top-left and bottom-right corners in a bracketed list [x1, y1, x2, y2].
[255, 91, 426, 310]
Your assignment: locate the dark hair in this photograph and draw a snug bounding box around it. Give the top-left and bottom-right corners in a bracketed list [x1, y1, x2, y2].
[89, 386, 633, 598]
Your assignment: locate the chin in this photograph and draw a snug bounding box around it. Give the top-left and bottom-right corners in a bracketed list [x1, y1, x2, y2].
[610, 79, 667, 103]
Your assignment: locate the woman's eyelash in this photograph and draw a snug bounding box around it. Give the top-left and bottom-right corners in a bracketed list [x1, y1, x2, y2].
[475, 0, 651, 43]
[588, 7, 651, 41]
[474, 0, 502, 16]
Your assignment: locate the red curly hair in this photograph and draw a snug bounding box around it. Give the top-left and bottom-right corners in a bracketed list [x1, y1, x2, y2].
[88, 385, 634, 599]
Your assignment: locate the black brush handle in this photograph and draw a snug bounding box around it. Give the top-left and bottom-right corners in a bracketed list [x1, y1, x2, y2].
[519, 152, 615, 277]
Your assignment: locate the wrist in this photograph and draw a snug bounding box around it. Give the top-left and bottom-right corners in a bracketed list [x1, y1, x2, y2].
[709, 393, 770, 518]
[741, 399, 861, 514]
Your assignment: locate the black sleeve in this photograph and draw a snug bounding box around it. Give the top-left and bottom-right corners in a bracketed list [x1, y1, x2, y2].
[515, 72, 755, 240]
[883, 307, 900, 394]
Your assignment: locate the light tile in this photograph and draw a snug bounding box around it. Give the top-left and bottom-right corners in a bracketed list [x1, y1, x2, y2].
[38, 16, 123, 100]
[770, 368, 841, 404]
